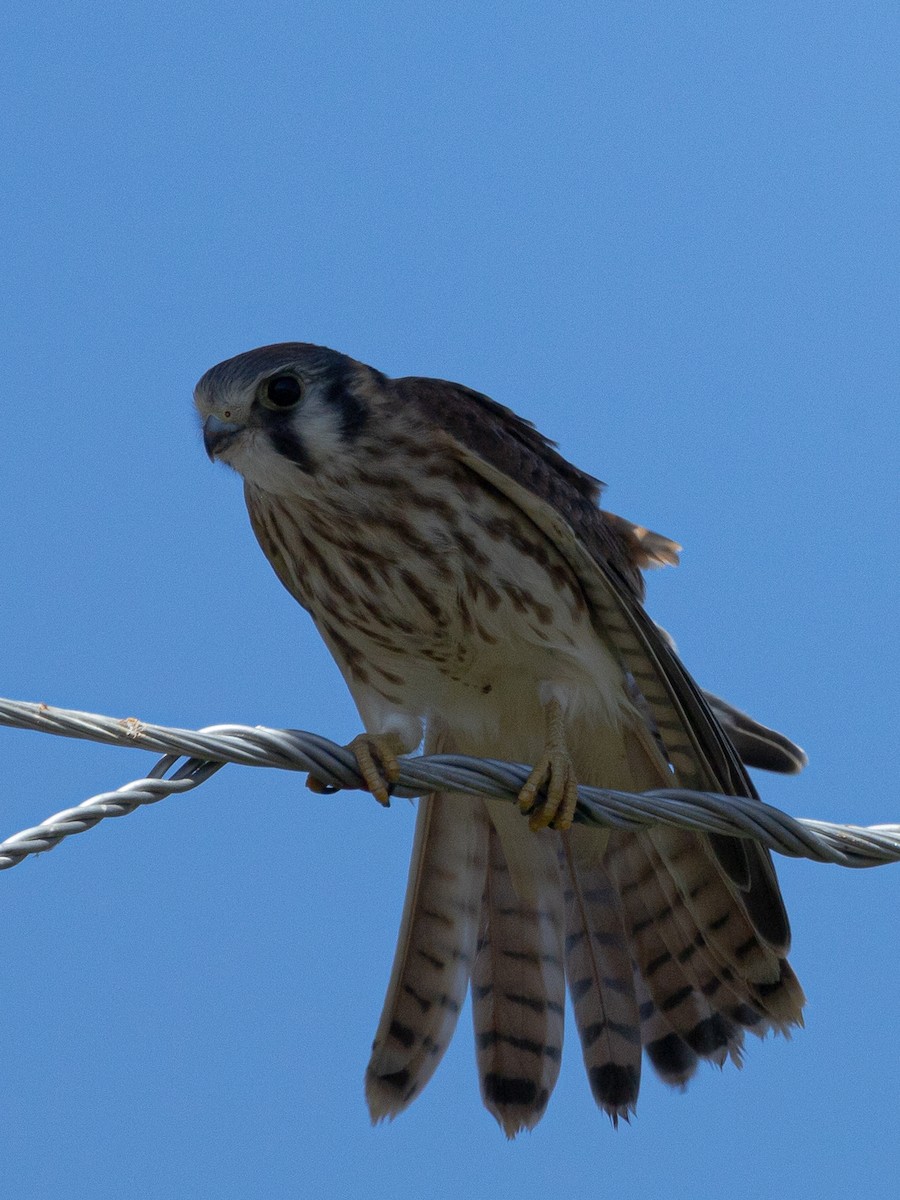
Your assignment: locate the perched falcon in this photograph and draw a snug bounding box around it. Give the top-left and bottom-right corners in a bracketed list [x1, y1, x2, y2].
[195, 343, 807, 1136]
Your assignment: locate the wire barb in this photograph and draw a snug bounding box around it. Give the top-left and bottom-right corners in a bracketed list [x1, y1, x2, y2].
[0, 696, 898, 873]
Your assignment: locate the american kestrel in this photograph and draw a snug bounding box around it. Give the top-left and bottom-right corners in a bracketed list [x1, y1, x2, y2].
[195, 343, 806, 1136]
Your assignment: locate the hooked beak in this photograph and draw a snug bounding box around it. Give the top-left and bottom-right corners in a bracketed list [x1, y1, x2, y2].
[203, 414, 243, 460]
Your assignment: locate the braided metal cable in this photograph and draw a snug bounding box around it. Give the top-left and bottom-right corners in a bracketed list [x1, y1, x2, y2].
[0, 696, 897, 873]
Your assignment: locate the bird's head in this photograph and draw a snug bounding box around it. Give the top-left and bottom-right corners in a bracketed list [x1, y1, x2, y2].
[194, 342, 388, 496]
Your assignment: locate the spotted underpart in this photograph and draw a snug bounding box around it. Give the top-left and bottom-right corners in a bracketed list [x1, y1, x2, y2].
[194, 341, 807, 1136]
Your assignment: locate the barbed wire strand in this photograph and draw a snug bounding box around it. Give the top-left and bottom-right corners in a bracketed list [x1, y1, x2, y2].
[0, 696, 897, 874]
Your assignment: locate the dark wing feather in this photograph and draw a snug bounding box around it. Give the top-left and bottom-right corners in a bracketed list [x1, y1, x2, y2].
[703, 692, 808, 775]
[396, 376, 790, 953]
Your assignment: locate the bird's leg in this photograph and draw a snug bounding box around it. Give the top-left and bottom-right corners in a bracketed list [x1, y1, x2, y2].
[518, 696, 580, 832]
[306, 731, 406, 806]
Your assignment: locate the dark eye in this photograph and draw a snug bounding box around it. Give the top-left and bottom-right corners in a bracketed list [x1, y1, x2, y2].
[262, 374, 303, 410]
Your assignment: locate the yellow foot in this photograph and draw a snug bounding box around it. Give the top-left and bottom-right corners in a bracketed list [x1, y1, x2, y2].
[517, 697, 580, 831]
[306, 732, 405, 806]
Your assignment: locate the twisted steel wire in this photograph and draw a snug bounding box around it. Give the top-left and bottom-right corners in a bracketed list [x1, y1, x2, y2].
[0, 696, 897, 873]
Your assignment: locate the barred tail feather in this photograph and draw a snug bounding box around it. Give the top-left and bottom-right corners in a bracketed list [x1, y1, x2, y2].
[604, 823, 804, 1094]
[607, 717, 804, 1085]
[749, 958, 806, 1033]
[635, 975, 699, 1088]
[560, 827, 642, 1123]
[644, 826, 789, 991]
[623, 714, 787, 984]
[365, 792, 489, 1122]
[472, 822, 566, 1137]
[606, 830, 745, 1072]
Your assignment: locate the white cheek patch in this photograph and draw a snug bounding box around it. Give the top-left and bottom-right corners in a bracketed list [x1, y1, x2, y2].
[227, 430, 307, 497]
[295, 393, 347, 468]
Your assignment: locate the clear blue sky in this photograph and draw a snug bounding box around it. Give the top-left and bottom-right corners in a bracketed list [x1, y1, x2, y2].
[2, 3, 898, 1197]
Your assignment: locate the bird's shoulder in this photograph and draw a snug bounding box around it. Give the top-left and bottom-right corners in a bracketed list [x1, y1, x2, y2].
[391, 374, 662, 600]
